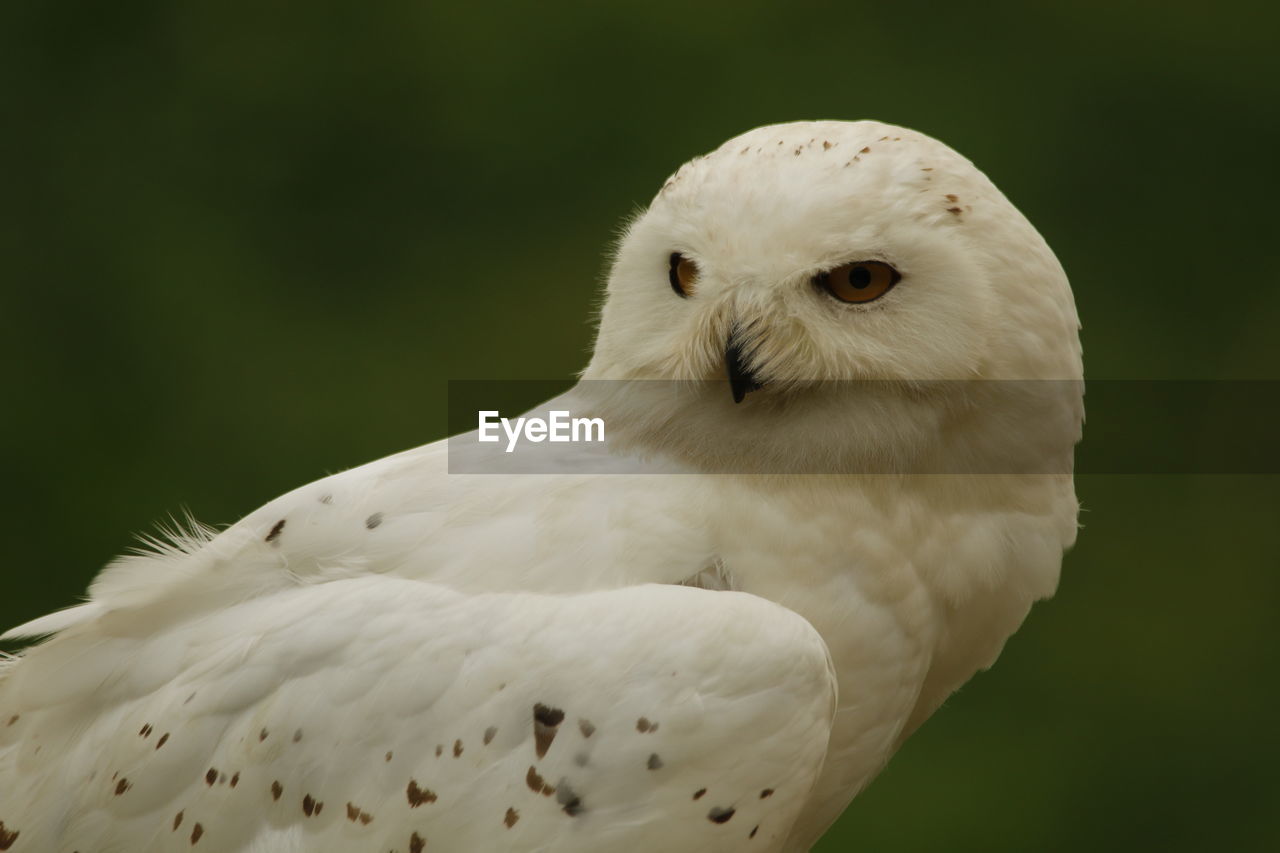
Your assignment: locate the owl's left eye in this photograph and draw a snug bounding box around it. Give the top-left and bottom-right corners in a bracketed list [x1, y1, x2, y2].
[669, 253, 699, 297]
[816, 261, 901, 304]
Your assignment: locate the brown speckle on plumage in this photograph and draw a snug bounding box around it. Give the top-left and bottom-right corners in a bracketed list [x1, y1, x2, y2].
[205, 768, 217, 786]
[709, 806, 736, 824]
[760, 788, 774, 798]
[860, 146, 871, 153]
[945, 194, 959, 202]
[302, 795, 317, 816]
[265, 519, 286, 543]
[0, 821, 17, 850]
[271, 780, 283, 801]
[484, 726, 497, 745]
[533, 703, 565, 758]
[156, 732, 170, 749]
[190, 823, 203, 845]
[636, 717, 657, 733]
[526, 765, 555, 796]
[693, 788, 707, 800]
[578, 719, 595, 738]
[292, 729, 303, 743]
[435, 744, 443, 757]
[230, 772, 240, 788]
[947, 207, 963, 215]
[823, 141, 832, 150]
[5, 715, 17, 727]
[173, 812, 183, 831]
[365, 512, 384, 530]
[750, 825, 759, 839]
[258, 728, 269, 742]
[346, 802, 374, 824]
[647, 753, 663, 770]
[407, 779, 438, 807]
[114, 778, 131, 796]
[453, 739, 463, 757]
[139, 723, 152, 737]
[556, 780, 584, 817]
[410, 832, 426, 853]
[386, 751, 394, 761]
[505, 807, 519, 827]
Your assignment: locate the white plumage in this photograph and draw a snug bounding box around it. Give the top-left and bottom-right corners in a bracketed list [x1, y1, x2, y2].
[0, 120, 1082, 852]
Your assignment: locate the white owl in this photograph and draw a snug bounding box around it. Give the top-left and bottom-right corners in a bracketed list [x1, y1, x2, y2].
[0, 120, 1082, 853]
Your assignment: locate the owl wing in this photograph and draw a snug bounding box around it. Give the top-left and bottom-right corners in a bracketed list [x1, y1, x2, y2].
[0, 578, 835, 853]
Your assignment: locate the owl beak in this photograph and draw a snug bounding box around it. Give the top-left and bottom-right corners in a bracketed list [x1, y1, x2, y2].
[725, 330, 764, 404]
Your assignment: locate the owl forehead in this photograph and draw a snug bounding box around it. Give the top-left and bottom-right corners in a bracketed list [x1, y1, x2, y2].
[649, 121, 979, 270]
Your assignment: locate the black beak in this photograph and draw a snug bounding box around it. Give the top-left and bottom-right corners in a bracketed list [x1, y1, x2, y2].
[725, 329, 764, 404]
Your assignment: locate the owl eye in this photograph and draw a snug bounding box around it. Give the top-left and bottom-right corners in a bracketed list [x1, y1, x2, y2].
[817, 261, 900, 304]
[669, 252, 699, 297]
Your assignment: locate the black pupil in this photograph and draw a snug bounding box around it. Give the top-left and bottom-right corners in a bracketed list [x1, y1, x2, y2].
[849, 266, 872, 289]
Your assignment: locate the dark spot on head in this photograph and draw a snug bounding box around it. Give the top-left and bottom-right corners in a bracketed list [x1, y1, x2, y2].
[205, 768, 217, 786]
[319, 493, 333, 504]
[945, 194, 958, 202]
[693, 788, 707, 800]
[709, 806, 736, 824]
[533, 703, 565, 758]
[823, 141, 832, 150]
[293, 729, 303, 743]
[365, 512, 384, 530]
[760, 788, 774, 799]
[860, 146, 871, 154]
[947, 207, 962, 215]
[156, 732, 170, 749]
[505, 807, 519, 827]
[410, 832, 426, 853]
[0, 822, 16, 850]
[453, 739, 463, 757]
[647, 753, 663, 770]
[750, 825, 759, 839]
[114, 778, 131, 795]
[526, 766, 555, 796]
[265, 519, 286, 543]
[578, 719, 595, 738]
[259, 728, 269, 742]
[556, 779, 583, 816]
[484, 726, 497, 745]
[636, 717, 657, 733]
[173, 811, 184, 831]
[190, 823, 203, 845]
[407, 779, 438, 807]
[230, 772, 240, 788]
[271, 780, 283, 801]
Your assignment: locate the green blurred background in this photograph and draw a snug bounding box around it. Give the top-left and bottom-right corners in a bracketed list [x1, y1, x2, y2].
[2, 1, 1277, 849]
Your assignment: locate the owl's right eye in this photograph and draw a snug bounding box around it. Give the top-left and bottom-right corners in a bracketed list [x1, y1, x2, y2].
[669, 252, 698, 297]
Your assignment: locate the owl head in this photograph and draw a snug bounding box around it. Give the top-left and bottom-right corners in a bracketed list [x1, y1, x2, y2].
[580, 121, 1082, 475]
